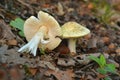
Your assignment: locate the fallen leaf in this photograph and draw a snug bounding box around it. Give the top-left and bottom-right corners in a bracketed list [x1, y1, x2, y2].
[0, 20, 15, 40]
[28, 68, 37, 76]
[87, 3, 94, 10]
[7, 39, 17, 46]
[45, 69, 74, 80]
[102, 37, 110, 44]
[0, 45, 58, 70]
[8, 66, 22, 80]
[57, 58, 75, 67]
[0, 20, 24, 43]
[74, 53, 109, 65]
[87, 38, 97, 49]
[42, 3, 50, 8]
[108, 43, 116, 49]
[97, 74, 106, 79]
[0, 66, 8, 80]
[39, 61, 59, 71]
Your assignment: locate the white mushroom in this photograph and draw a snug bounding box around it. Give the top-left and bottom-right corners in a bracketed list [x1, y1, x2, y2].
[61, 22, 90, 55]
[18, 11, 62, 56]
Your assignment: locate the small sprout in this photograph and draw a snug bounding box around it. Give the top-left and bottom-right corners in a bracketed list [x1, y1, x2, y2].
[89, 54, 117, 79]
[18, 11, 62, 56]
[91, 0, 114, 23]
[10, 18, 25, 37]
[39, 48, 45, 55]
[61, 22, 90, 55]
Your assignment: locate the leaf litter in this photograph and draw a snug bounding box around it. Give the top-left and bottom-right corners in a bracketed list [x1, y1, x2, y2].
[0, 0, 120, 80]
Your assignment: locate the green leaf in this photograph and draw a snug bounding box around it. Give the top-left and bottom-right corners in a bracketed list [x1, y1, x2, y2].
[18, 31, 25, 37]
[97, 68, 107, 74]
[10, 18, 24, 30]
[40, 48, 45, 54]
[100, 54, 106, 67]
[105, 64, 116, 74]
[10, 18, 25, 37]
[89, 55, 101, 66]
[104, 76, 112, 80]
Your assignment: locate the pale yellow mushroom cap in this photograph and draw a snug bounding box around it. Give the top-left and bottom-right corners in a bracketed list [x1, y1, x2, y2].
[24, 11, 62, 50]
[38, 11, 61, 37]
[61, 22, 90, 38]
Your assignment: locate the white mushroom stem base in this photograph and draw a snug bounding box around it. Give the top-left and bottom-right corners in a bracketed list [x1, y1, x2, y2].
[68, 38, 77, 54]
[18, 26, 49, 56]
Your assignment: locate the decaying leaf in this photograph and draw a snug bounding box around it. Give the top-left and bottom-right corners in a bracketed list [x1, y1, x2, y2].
[87, 38, 97, 49]
[0, 20, 24, 43]
[8, 66, 23, 80]
[57, 58, 75, 67]
[0, 45, 58, 71]
[0, 20, 15, 40]
[39, 61, 59, 71]
[0, 66, 9, 80]
[45, 69, 74, 80]
[28, 68, 37, 76]
[7, 39, 18, 46]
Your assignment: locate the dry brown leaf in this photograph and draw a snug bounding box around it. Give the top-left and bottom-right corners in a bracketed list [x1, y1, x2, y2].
[57, 58, 75, 67]
[102, 37, 110, 44]
[8, 66, 22, 80]
[45, 69, 74, 80]
[0, 20, 24, 43]
[0, 67, 8, 80]
[7, 39, 17, 46]
[28, 68, 37, 76]
[87, 38, 97, 49]
[42, 4, 50, 8]
[0, 45, 58, 70]
[108, 43, 116, 49]
[39, 61, 58, 71]
[87, 3, 94, 10]
[0, 20, 15, 40]
[97, 74, 106, 79]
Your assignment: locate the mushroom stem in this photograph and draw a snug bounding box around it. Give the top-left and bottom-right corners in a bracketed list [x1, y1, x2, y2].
[68, 38, 77, 53]
[18, 26, 49, 56]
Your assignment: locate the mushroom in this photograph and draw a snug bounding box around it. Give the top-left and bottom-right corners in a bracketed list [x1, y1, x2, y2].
[61, 22, 90, 54]
[18, 11, 62, 56]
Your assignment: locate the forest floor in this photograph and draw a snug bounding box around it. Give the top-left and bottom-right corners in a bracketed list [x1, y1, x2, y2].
[0, 0, 120, 80]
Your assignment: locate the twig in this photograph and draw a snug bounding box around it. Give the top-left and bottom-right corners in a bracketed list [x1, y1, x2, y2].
[91, 69, 99, 76]
[80, 62, 95, 71]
